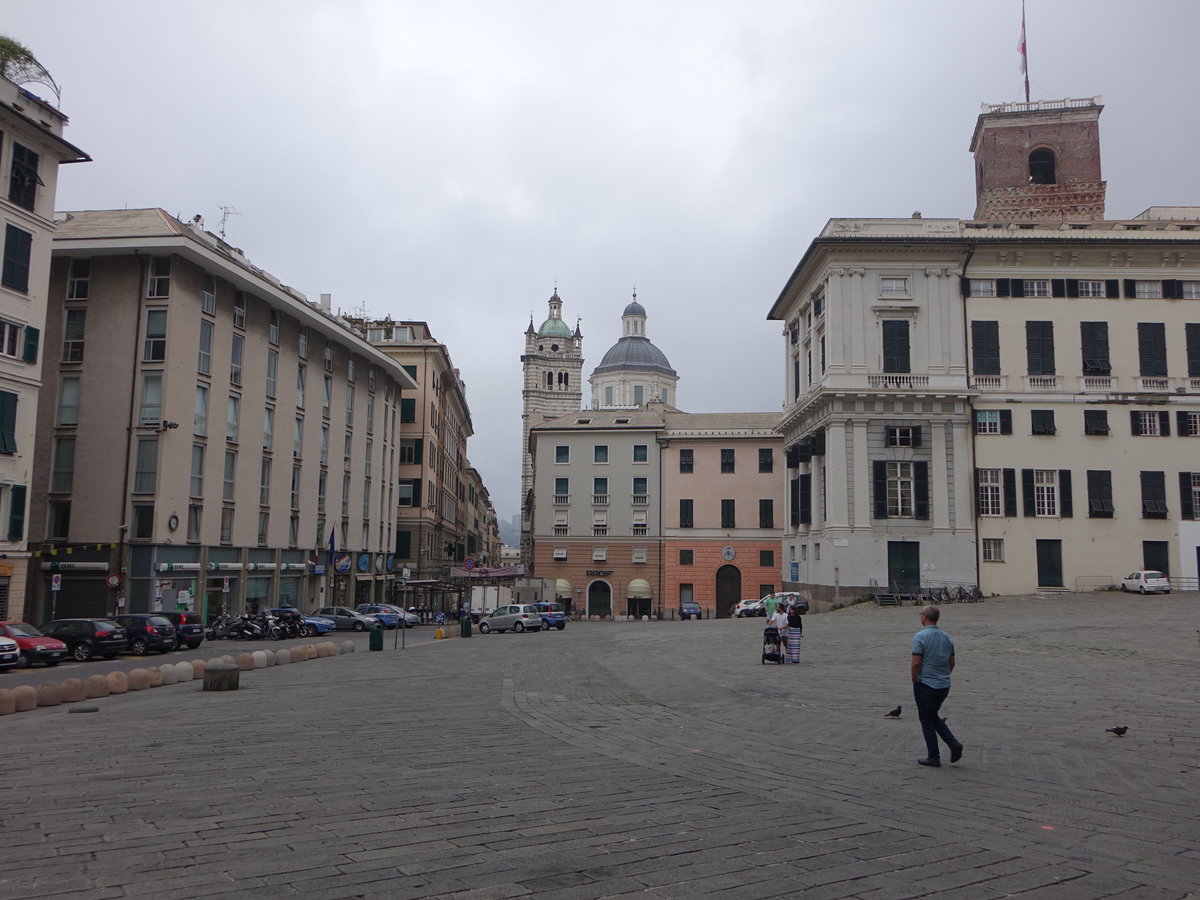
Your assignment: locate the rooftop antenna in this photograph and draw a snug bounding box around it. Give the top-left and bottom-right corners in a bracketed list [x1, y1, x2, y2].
[1018, 0, 1030, 103]
[218, 205, 240, 240]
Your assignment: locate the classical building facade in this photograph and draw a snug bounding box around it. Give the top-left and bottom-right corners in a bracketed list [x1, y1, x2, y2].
[0, 74, 88, 620]
[769, 97, 1200, 601]
[32, 209, 417, 621]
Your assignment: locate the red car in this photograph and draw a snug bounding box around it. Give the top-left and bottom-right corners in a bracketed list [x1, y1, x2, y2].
[0, 622, 69, 668]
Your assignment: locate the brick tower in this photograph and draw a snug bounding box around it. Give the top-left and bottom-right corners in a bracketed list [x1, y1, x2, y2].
[970, 97, 1106, 221]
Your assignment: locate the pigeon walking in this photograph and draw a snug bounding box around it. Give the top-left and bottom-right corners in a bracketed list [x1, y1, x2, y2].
[1105, 726, 1128, 737]
[885, 706, 901, 719]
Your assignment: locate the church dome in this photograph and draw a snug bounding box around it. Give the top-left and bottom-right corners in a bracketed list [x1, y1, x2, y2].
[623, 299, 646, 317]
[538, 316, 573, 339]
[593, 335, 676, 375]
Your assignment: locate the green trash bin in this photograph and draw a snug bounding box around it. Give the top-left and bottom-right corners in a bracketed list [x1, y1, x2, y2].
[460, 614, 471, 638]
[368, 622, 384, 651]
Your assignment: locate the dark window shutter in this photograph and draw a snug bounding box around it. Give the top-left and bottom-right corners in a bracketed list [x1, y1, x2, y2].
[1181, 472, 1196, 520]
[21, 325, 38, 364]
[1059, 470, 1072, 518]
[1022, 468, 1035, 516]
[411, 479, 421, 507]
[399, 397, 416, 423]
[872, 461, 888, 519]
[1000, 409, 1013, 434]
[1010, 279, 1025, 298]
[799, 474, 812, 525]
[1130, 411, 1142, 436]
[1187, 323, 1200, 378]
[2, 225, 31, 292]
[1105, 279, 1120, 299]
[1124, 279, 1138, 299]
[789, 477, 800, 526]
[7, 483, 25, 541]
[1026, 321, 1055, 375]
[395, 530, 412, 558]
[971, 321, 1000, 375]
[882, 320, 910, 374]
[914, 461, 929, 519]
[1163, 279, 1180, 300]
[413, 438, 423, 464]
[1137, 323, 1167, 377]
[1051, 279, 1066, 298]
[1160, 411, 1171, 436]
[0, 391, 16, 454]
[1003, 469, 1017, 517]
[911, 426, 922, 447]
[996, 278, 1011, 298]
[1179, 411, 1190, 435]
[1081, 322, 1111, 374]
[959, 276, 971, 296]
[1065, 279, 1079, 298]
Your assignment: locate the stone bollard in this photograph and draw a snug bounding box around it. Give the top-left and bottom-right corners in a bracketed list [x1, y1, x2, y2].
[339, 640, 355, 655]
[106, 671, 129, 695]
[84, 674, 109, 698]
[177, 661, 197, 681]
[316, 642, 331, 658]
[35, 682, 63, 707]
[235, 652, 255, 671]
[202, 662, 240, 692]
[220, 655, 235, 665]
[160, 664, 179, 685]
[251, 650, 269, 669]
[127, 669, 151, 691]
[263, 650, 276, 666]
[147, 667, 163, 688]
[274, 648, 292, 665]
[0, 688, 14, 715]
[190, 659, 208, 679]
[60, 678, 86, 703]
[13, 685, 37, 712]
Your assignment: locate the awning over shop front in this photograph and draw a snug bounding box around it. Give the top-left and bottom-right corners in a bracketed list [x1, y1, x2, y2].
[627, 578, 652, 599]
[555, 578, 572, 598]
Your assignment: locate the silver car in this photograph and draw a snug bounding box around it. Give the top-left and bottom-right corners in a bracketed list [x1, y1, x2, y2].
[478, 604, 542, 634]
[314, 606, 380, 631]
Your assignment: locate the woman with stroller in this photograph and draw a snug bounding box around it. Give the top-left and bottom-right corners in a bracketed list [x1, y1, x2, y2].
[784, 597, 804, 663]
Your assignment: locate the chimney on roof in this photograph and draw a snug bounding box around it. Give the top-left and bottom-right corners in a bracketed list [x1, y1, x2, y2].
[320, 293, 332, 312]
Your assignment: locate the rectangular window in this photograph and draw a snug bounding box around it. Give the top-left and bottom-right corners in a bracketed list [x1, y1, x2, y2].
[298, 327, 308, 359]
[67, 258, 90, 300]
[143, 309, 167, 361]
[1135, 411, 1162, 436]
[1134, 280, 1162, 299]
[882, 320, 911, 373]
[680, 584, 694, 604]
[1023, 279, 1050, 298]
[147, 257, 170, 298]
[47, 501, 71, 540]
[720, 449, 735, 473]
[264, 349, 277, 399]
[1141, 471, 1168, 518]
[680, 549, 694, 565]
[345, 385, 355, 426]
[632, 477, 647, 496]
[631, 546, 648, 563]
[187, 505, 202, 542]
[220, 507, 234, 544]
[397, 479, 416, 507]
[679, 449, 693, 473]
[1084, 409, 1109, 436]
[1080, 322, 1111, 375]
[323, 375, 332, 417]
[604, 386, 613, 406]
[759, 499, 773, 528]
[58, 375, 80, 426]
[968, 279, 996, 297]
[62, 309, 86, 362]
[721, 499, 735, 528]
[593, 477, 608, 498]
[9, 142, 39, 209]
[347, 356, 357, 383]
[197, 319, 212, 375]
[880, 276, 909, 297]
[323, 343, 334, 372]
[400, 397, 415, 423]
[886, 426, 914, 447]
[133, 438, 159, 493]
[366, 395, 374, 434]
[190, 444, 205, 498]
[1026, 321, 1055, 375]
[1031, 410, 1056, 435]
[139, 373, 163, 426]
[982, 538, 1004, 562]
[680, 498, 693, 528]
[1077, 280, 1105, 298]
[51, 437, 75, 493]
[230, 333, 244, 386]
[592, 546, 607, 562]
[634, 385, 644, 405]
[223, 449, 237, 502]
[554, 477, 569, 499]
[1184, 411, 1200, 437]
[226, 394, 240, 443]
[1182, 282, 1200, 300]
[0, 320, 20, 359]
[1087, 470, 1114, 518]
[131, 503, 155, 540]
[887, 461, 914, 517]
[555, 445, 569, 464]
[758, 448, 773, 473]
[296, 364, 306, 409]
[399, 438, 419, 464]
[364, 439, 372, 476]
[633, 444, 648, 463]
[258, 512, 269, 546]
[553, 546, 568, 561]
[193, 384, 208, 436]
[233, 292, 246, 329]
[2, 225, 32, 291]
[1137, 323, 1167, 377]
[594, 444, 608, 463]
[971, 321, 1000, 375]
[202, 274, 217, 315]
[977, 468, 1002, 516]
[320, 424, 329, 465]
[268, 309, 279, 344]
[1034, 469, 1059, 517]
[759, 550, 775, 567]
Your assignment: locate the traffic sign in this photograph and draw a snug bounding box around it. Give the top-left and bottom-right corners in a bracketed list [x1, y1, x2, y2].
[464, 558, 475, 570]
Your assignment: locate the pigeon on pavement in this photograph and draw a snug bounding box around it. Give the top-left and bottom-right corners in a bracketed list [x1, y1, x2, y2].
[885, 706, 901, 718]
[1105, 726, 1128, 737]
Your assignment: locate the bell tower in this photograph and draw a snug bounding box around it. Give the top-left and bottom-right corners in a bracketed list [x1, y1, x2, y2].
[519, 289, 584, 563]
[970, 96, 1106, 221]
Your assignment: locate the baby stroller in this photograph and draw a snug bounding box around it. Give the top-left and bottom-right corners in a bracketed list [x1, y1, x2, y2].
[762, 625, 783, 664]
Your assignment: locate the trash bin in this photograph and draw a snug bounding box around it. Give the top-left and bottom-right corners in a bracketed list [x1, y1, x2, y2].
[368, 622, 384, 651]
[460, 615, 472, 638]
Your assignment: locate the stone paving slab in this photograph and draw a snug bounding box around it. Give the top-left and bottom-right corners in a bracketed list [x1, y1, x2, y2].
[0, 593, 1196, 898]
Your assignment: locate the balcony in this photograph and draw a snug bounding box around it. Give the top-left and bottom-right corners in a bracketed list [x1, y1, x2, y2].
[631, 494, 649, 505]
[553, 494, 570, 505]
[867, 374, 929, 390]
[1190, 378, 1200, 393]
[632, 525, 648, 536]
[592, 526, 608, 536]
[970, 375, 1006, 391]
[1023, 375, 1062, 391]
[1137, 377, 1170, 392]
[553, 525, 568, 536]
[592, 494, 609, 505]
[1078, 375, 1114, 392]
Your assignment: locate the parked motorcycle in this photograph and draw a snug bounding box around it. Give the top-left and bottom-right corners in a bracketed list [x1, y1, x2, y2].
[205, 613, 235, 641]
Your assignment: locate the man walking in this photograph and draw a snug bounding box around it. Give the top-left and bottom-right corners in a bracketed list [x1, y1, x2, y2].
[911, 605, 963, 768]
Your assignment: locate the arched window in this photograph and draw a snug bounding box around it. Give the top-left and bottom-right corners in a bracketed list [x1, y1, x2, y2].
[546, 371, 553, 386]
[1029, 148, 1056, 185]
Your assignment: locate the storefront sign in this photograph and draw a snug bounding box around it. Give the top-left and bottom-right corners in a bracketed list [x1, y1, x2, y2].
[586, 570, 613, 576]
[334, 553, 352, 574]
[356, 553, 371, 573]
[157, 562, 202, 572]
[45, 561, 110, 572]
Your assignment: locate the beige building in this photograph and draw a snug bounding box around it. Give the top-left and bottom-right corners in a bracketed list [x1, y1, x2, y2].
[0, 74, 88, 620]
[32, 209, 417, 621]
[769, 97, 1200, 599]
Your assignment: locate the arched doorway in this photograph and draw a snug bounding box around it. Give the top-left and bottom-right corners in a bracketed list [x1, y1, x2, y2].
[626, 578, 652, 619]
[587, 581, 612, 619]
[716, 565, 742, 618]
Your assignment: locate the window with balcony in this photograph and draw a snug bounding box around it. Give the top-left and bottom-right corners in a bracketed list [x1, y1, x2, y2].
[139, 373, 162, 426]
[632, 477, 647, 503]
[554, 477, 569, 504]
[233, 292, 246, 329]
[230, 333, 244, 386]
[202, 274, 217, 315]
[1026, 321, 1055, 375]
[971, 321, 1000, 375]
[592, 477, 608, 504]
[1137, 323, 1167, 378]
[882, 320, 910, 373]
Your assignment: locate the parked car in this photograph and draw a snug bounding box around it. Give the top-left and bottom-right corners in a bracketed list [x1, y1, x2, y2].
[113, 614, 178, 655]
[768, 592, 810, 614]
[0, 634, 18, 671]
[477, 604, 542, 634]
[0, 622, 69, 668]
[313, 606, 380, 631]
[733, 599, 765, 617]
[356, 604, 401, 629]
[156, 611, 205, 650]
[1121, 570, 1171, 594]
[39, 619, 129, 661]
[679, 600, 702, 620]
[533, 601, 566, 631]
[270, 608, 336, 637]
[392, 606, 420, 628]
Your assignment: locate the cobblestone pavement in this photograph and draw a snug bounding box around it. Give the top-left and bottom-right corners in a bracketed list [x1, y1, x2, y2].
[1, 593, 1197, 899]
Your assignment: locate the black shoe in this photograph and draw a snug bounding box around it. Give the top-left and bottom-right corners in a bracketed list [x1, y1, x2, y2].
[917, 757, 941, 767]
[950, 743, 963, 764]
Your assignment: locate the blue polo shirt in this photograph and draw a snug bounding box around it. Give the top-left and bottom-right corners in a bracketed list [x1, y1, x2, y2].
[912, 625, 955, 689]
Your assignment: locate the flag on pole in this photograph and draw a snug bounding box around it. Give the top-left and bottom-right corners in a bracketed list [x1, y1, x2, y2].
[1018, 1, 1030, 102]
[327, 528, 336, 568]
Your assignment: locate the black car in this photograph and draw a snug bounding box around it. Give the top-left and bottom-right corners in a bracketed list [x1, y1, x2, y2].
[113, 614, 177, 656]
[40, 618, 129, 661]
[157, 611, 205, 650]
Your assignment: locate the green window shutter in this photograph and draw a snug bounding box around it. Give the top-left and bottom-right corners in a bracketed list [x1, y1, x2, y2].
[0, 391, 16, 454]
[21, 325, 39, 364]
[399, 397, 416, 423]
[395, 530, 412, 558]
[7, 483, 26, 541]
[413, 438, 423, 464]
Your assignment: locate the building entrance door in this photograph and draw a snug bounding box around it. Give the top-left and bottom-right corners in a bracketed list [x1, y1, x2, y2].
[1142, 540, 1170, 575]
[715, 565, 741, 618]
[587, 581, 612, 619]
[1036, 540, 1063, 587]
[887, 541, 920, 594]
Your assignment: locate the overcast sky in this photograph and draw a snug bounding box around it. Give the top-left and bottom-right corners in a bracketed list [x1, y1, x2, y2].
[9, 1, 1200, 525]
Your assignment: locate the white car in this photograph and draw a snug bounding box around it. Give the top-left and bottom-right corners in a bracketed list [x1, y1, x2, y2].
[478, 604, 542, 634]
[0, 635, 19, 671]
[1120, 570, 1171, 594]
[733, 599, 765, 617]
